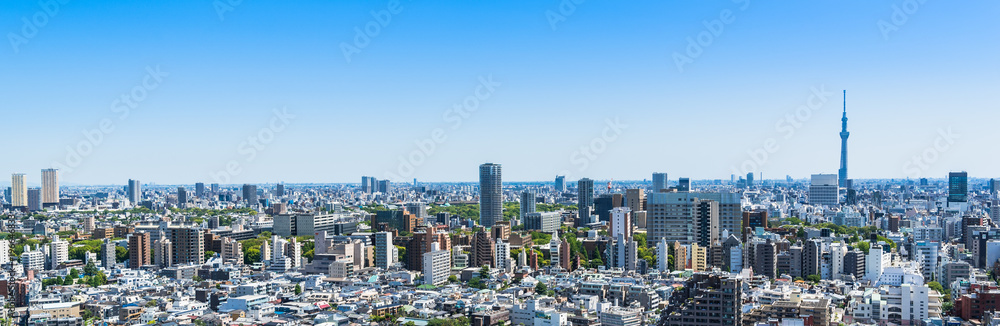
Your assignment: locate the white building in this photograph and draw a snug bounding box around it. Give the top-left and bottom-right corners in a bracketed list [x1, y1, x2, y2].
[0, 240, 10, 265]
[21, 249, 44, 271]
[865, 243, 890, 282]
[657, 238, 670, 272]
[49, 236, 69, 269]
[830, 242, 847, 280]
[610, 207, 632, 239]
[495, 240, 511, 272]
[423, 242, 450, 285]
[809, 174, 839, 206]
[914, 241, 940, 281]
[549, 232, 561, 269]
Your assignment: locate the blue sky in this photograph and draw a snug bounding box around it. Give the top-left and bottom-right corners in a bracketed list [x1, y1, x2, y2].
[1, 0, 998, 185]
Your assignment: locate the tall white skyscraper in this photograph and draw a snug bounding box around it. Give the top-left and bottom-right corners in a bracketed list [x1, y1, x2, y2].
[549, 232, 561, 269]
[50, 236, 69, 269]
[128, 179, 142, 205]
[11, 174, 27, 208]
[41, 169, 59, 206]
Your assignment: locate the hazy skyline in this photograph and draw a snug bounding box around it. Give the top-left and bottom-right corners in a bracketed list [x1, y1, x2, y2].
[2, 1, 998, 185]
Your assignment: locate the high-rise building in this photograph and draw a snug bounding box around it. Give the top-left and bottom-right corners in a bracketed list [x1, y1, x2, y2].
[128, 179, 142, 204]
[495, 240, 511, 272]
[375, 232, 397, 269]
[949, 171, 969, 203]
[607, 234, 638, 271]
[361, 176, 374, 194]
[242, 184, 258, 205]
[594, 193, 624, 222]
[10, 174, 26, 208]
[479, 163, 502, 228]
[128, 232, 151, 268]
[554, 175, 566, 192]
[577, 178, 594, 226]
[423, 242, 450, 285]
[41, 169, 58, 206]
[647, 192, 741, 247]
[49, 236, 69, 269]
[406, 226, 450, 271]
[839, 90, 850, 188]
[657, 238, 670, 272]
[753, 240, 777, 279]
[625, 188, 645, 214]
[694, 200, 719, 247]
[677, 178, 690, 191]
[844, 249, 865, 278]
[549, 232, 562, 270]
[169, 227, 205, 266]
[802, 239, 822, 278]
[809, 174, 839, 206]
[652, 173, 668, 192]
[746, 172, 754, 188]
[177, 187, 188, 208]
[155, 231, 172, 268]
[519, 190, 536, 222]
[195, 183, 205, 198]
[742, 209, 768, 238]
[101, 238, 116, 268]
[275, 183, 284, 197]
[27, 188, 41, 212]
[610, 207, 632, 240]
[471, 228, 495, 267]
[377, 179, 391, 193]
[210, 183, 219, 193]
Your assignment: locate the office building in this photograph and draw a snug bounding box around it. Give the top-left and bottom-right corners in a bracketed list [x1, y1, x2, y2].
[742, 209, 768, 235]
[625, 188, 644, 214]
[128, 179, 142, 204]
[554, 175, 566, 192]
[677, 178, 690, 191]
[27, 188, 41, 211]
[607, 234, 638, 271]
[361, 176, 375, 193]
[11, 174, 26, 208]
[275, 183, 284, 197]
[377, 179, 391, 193]
[406, 226, 450, 271]
[594, 193, 624, 222]
[949, 171, 969, 203]
[520, 190, 536, 222]
[578, 178, 594, 226]
[275, 213, 351, 237]
[809, 174, 839, 206]
[128, 232, 151, 268]
[375, 232, 397, 269]
[479, 163, 502, 228]
[372, 210, 420, 233]
[242, 184, 258, 205]
[177, 187, 187, 208]
[652, 173, 668, 192]
[646, 192, 740, 247]
[41, 169, 58, 206]
[195, 183, 205, 198]
[524, 212, 560, 234]
[404, 202, 428, 220]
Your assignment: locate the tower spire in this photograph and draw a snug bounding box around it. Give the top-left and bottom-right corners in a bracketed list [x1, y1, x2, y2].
[839, 90, 849, 189]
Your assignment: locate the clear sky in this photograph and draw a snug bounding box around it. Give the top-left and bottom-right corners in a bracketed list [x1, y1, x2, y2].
[1, 1, 998, 185]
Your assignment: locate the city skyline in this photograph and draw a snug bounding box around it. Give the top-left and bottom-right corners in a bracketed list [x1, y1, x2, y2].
[2, 1, 996, 184]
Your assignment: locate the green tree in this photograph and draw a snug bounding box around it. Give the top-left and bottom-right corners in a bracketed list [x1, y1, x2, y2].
[83, 262, 98, 276]
[448, 275, 458, 283]
[806, 274, 821, 283]
[204, 251, 216, 261]
[192, 275, 204, 282]
[479, 265, 490, 279]
[294, 284, 302, 295]
[69, 268, 79, 279]
[927, 281, 945, 294]
[115, 246, 128, 263]
[244, 248, 262, 264]
[468, 277, 486, 289]
[535, 281, 547, 294]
